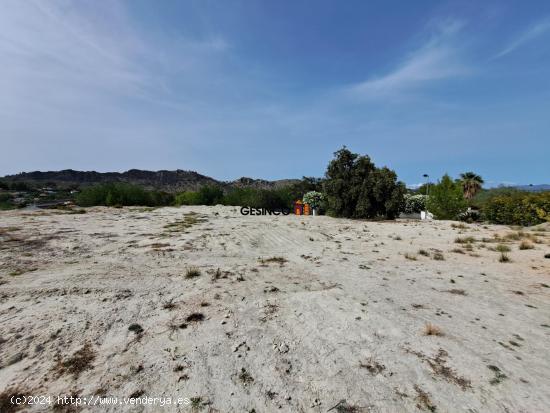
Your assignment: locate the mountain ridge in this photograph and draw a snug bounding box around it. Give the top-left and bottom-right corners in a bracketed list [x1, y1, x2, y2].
[1, 169, 299, 193]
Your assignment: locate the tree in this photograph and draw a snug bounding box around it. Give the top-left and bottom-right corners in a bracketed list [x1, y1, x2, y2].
[323, 147, 406, 219]
[426, 174, 468, 220]
[459, 172, 484, 200]
[287, 176, 324, 202]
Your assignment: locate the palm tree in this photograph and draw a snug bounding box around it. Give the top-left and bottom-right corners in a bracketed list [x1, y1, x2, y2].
[459, 172, 484, 200]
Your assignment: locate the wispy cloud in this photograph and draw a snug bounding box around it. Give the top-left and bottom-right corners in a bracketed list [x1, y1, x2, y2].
[0, 0, 229, 116]
[494, 18, 550, 59]
[347, 20, 468, 99]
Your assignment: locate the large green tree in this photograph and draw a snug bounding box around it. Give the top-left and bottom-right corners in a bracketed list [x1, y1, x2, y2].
[323, 147, 406, 219]
[459, 172, 484, 200]
[426, 174, 468, 219]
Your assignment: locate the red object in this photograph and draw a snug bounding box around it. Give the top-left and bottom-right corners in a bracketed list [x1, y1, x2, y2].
[294, 200, 304, 215]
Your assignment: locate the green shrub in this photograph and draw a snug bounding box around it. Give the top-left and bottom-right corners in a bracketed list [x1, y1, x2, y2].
[402, 194, 427, 214]
[222, 187, 293, 209]
[426, 174, 467, 220]
[0, 193, 11, 202]
[76, 183, 173, 207]
[175, 186, 294, 210]
[302, 191, 325, 211]
[174, 191, 202, 205]
[482, 191, 550, 226]
[175, 185, 224, 206]
[9, 181, 31, 191]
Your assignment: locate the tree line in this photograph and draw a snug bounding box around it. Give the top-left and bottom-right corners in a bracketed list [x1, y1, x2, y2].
[7, 146, 545, 226]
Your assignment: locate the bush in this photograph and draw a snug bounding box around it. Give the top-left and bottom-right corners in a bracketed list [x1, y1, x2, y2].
[402, 194, 427, 214]
[223, 187, 293, 209]
[323, 147, 406, 219]
[76, 183, 173, 207]
[9, 181, 31, 191]
[457, 209, 481, 223]
[174, 191, 202, 205]
[175, 185, 224, 206]
[302, 191, 325, 211]
[286, 177, 324, 201]
[175, 186, 294, 210]
[0, 193, 16, 210]
[426, 174, 467, 220]
[482, 191, 550, 226]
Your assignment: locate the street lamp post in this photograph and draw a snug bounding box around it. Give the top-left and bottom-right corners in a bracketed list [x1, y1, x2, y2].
[422, 174, 429, 196]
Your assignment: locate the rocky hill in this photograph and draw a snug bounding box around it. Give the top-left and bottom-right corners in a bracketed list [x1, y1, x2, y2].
[0, 169, 299, 193]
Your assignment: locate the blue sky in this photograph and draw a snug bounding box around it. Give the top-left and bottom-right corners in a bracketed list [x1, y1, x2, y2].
[1, 0, 549, 186]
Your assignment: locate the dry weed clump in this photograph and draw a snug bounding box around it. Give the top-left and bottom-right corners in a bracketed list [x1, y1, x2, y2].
[185, 267, 201, 278]
[55, 343, 96, 378]
[424, 323, 444, 336]
[519, 240, 534, 250]
[455, 236, 475, 244]
[259, 256, 288, 265]
[494, 244, 511, 253]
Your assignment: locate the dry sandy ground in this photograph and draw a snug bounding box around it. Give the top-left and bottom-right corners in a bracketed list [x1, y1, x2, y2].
[1, 206, 549, 413]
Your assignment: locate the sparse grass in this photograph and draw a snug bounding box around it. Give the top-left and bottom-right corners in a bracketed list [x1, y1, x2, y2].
[150, 242, 171, 249]
[495, 244, 511, 253]
[190, 397, 204, 410]
[418, 249, 430, 257]
[504, 232, 521, 241]
[445, 289, 466, 295]
[329, 400, 360, 413]
[55, 343, 96, 378]
[162, 299, 176, 310]
[238, 368, 254, 385]
[414, 385, 436, 412]
[129, 390, 145, 399]
[432, 252, 445, 261]
[185, 313, 205, 323]
[463, 243, 474, 251]
[488, 365, 508, 385]
[451, 223, 467, 229]
[455, 236, 475, 244]
[132, 207, 158, 212]
[519, 240, 534, 250]
[9, 269, 25, 276]
[423, 323, 444, 336]
[499, 253, 511, 263]
[450, 248, 465, 254]
[164, 213, 207, 233]
[0, 387, 27, 413]
[185, 267, 201, 279]
[259, 256, 287, 265]
[128, 323, 144, 334]
[68, 208, 87, 214]
[404, 253, 417, 261]
[359, 357, 386, 375]
[0, 226, 22, 235]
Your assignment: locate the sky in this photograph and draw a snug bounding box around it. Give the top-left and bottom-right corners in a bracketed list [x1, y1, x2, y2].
[1, 0, 549, 187]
